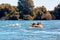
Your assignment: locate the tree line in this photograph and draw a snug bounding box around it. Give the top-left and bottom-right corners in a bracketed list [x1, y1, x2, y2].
[0, 3, 60, 20]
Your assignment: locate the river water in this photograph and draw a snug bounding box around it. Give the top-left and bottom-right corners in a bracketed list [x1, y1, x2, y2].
[0, 20, 60, 40]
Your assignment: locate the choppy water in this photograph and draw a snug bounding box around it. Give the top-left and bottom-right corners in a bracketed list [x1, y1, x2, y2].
[0, 20, 60, 40]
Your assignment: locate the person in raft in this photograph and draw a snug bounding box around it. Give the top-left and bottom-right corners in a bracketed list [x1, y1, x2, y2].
[31, 23, 36, 27]
[31, 23, 43, 28]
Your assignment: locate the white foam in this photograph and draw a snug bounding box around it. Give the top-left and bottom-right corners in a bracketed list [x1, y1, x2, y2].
[9, 23, 21, 26]
[1, 23, 21, 27]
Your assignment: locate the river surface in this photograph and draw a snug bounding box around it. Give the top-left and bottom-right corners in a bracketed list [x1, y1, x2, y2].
[0, 20, 60, 40]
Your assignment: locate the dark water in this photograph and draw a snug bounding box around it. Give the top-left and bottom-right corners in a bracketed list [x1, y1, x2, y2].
[0, 20, 60, 40]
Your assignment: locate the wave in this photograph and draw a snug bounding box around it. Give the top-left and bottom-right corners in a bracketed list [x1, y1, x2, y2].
[0, 32, 17, 34]
[33, 31, 60, 35]
[20, 28, 32, 32]
[19, 28, 60, 35]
